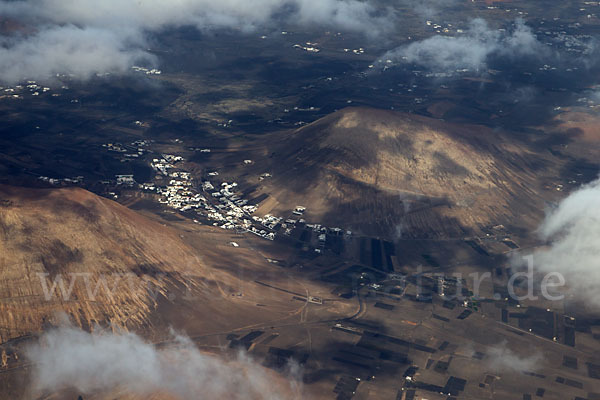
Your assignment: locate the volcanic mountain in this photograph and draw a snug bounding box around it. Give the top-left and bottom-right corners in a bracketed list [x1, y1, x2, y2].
[0, 185, 203, 342]
[229, 107, 561, 239]
[0, 184, 344, 399]
[0, 185, 310, 344]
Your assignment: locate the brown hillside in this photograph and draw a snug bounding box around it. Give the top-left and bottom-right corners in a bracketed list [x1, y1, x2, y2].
[0, 185, 346, 399]
[240, 107, 558, 238]
[0, 185, 318, 345]
[0, 185, 221, 342]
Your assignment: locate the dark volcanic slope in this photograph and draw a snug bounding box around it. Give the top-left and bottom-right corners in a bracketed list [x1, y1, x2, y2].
[235, 107, 560, 238]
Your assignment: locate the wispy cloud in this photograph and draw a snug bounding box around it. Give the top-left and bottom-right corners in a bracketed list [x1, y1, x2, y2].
[528, 178, 600, 306]
[486, 341, 543, 372]
[379, 18, 547, 73]
[0, 0, 392, 84]
[26, 324, 301, 399]
[408, 0, 460, 19]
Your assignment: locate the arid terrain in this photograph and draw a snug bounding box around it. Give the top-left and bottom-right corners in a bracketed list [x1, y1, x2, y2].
[2, 0, 600, 398]
[199, 107, 571, 239]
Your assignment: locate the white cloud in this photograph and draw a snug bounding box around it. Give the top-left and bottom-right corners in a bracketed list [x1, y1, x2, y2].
[26, 324, 301, 399]
[529, 178, 600, 306]
[0, 25, 152, 84]
[380, 18, 546, 73]
[0, 0, 391, 84]
[486, 341, 543, 372]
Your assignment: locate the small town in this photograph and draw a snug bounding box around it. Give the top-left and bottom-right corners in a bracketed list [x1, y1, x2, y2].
[138, 149, 348, 246]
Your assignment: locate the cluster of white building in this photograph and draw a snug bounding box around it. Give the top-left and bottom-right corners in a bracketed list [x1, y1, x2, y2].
[293, 43, 320, 53]
[38, 175, 83, 185]
[150, 155, 179, 175]
[116, 174, 135, 186]
[343, 47, 365, 55]
[145, 154, 274, 239]
[425, 20, 452, 33]
[259, 172, 272, 181]
[103, 143, 128, 153]
[189, 147, 211, 153]
[131, 66, 162, 75]
[175, 174, 274, 239]
[157, 172, 204, 211]
[204, 181, 274, 239]
[142, 152, 348, 246]
[198, 178, 347, 244]
[148, 156, 203, 210]
[103, 139, 151, 160]
[26, 81, 51, 96]
[1, 80, 52, 99]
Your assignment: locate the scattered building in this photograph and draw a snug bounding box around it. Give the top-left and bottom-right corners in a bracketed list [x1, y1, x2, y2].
[131, 66, 162, 75]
